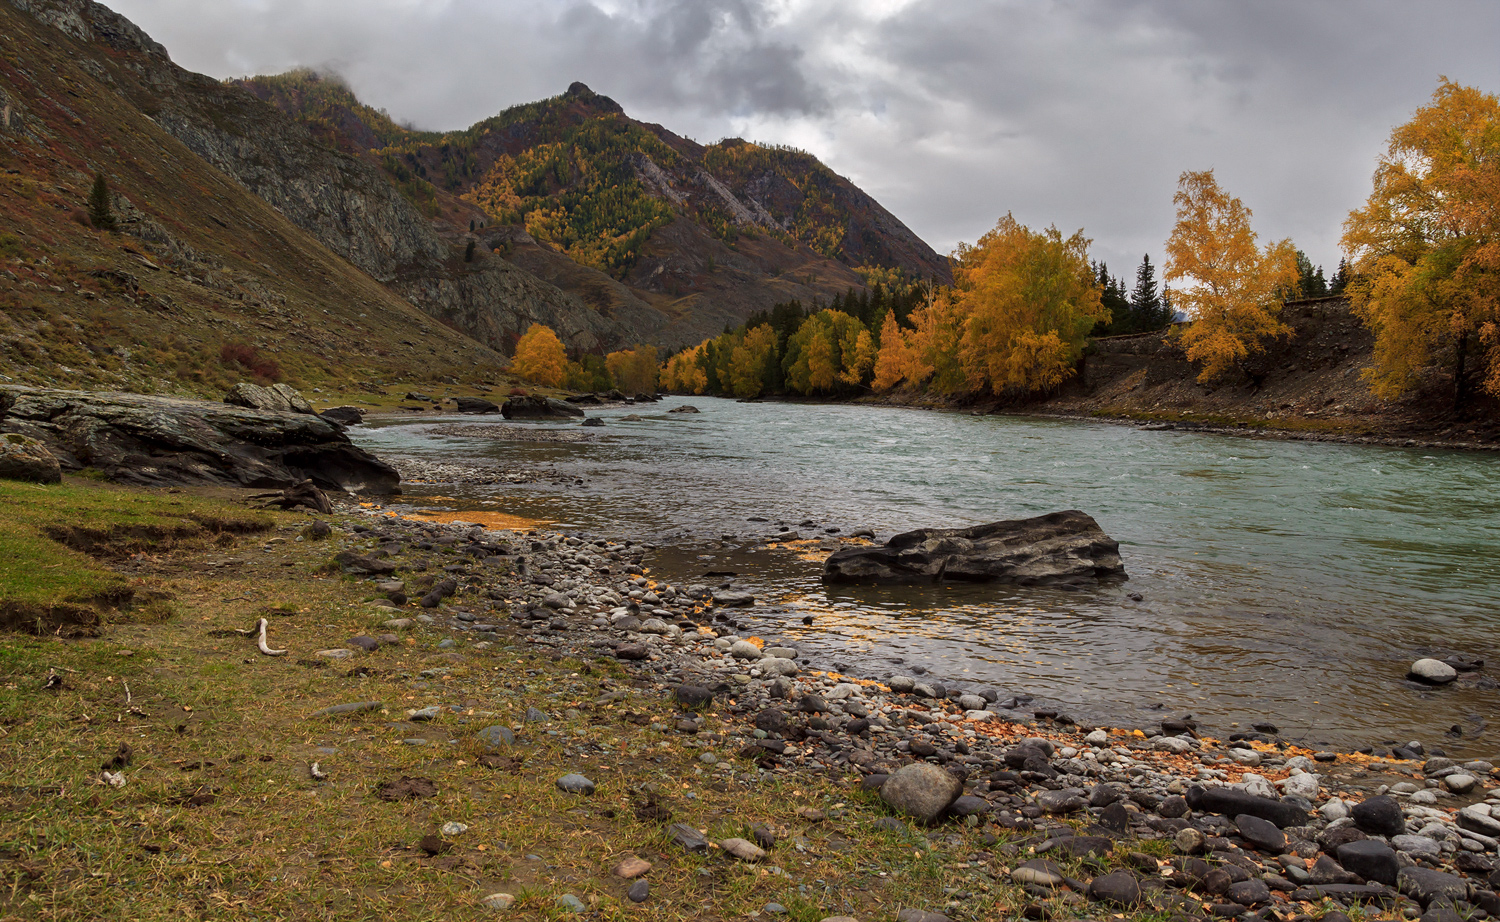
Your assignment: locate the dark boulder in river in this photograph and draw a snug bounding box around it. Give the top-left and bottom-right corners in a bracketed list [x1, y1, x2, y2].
[822, 510, 1125, 586]
[501, 396, 584, 419]
[0, 386, 399, 494]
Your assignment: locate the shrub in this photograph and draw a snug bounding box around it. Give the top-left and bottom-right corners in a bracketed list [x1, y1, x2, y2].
[220, 341, 282, 383]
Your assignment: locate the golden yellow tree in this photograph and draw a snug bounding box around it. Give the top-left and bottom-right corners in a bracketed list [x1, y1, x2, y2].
[728, 324, 778, 398]
[606, 344, 659, 394]
[782, 310, 870, 395]
[952, 214, 1106, 395]
[1342, 78, 1500, 407]
[840, 327, 877, 387]
[511, 323, 567, 387]
[1164, 170, 1299, 383]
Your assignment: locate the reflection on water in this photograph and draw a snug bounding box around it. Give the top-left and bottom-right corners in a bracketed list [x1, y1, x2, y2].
[355, 397, 1500, 754]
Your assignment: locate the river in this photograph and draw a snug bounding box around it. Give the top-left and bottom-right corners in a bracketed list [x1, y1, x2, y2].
[354, 396, 1500, 756]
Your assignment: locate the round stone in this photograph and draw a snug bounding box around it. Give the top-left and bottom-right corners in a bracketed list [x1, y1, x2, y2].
[1409, 659, 1458, 684]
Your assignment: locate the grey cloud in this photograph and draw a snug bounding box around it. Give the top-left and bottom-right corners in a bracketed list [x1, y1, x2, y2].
[105, 0, 1500, 274]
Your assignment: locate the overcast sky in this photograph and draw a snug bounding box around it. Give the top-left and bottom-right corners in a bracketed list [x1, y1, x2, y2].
[108, 0, 1500, 276]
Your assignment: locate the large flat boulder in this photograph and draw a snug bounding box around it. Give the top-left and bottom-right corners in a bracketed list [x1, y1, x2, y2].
[501, 396, 584, 419]
[0, 386, 399, 493]
[822, 510, 1125, 586]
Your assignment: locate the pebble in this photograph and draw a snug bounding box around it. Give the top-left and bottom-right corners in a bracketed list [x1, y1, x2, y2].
[440, 822, 468, 836]
[627, 879, 649, 903]
[719, 838, 766, 861]
[480, 892, 515, 910]
[556, 893, 585, 912]
[1443, 773, 1478, 794]
[475, 726, 514, 749]
[556, 773, 595, 795]
[614, 856, 651, 878]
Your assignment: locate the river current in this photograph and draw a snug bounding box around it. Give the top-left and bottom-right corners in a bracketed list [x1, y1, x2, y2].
[354, 396, 1500, 756]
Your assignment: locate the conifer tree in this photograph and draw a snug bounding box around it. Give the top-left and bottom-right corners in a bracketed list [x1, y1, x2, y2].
[87, 172, 116, 231]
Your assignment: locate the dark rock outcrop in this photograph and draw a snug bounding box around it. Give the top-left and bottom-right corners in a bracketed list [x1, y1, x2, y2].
[455, 397, 500, 414]
[823, 511, 1125, 585]
[0, 432, 63, 484]
[318, 406, 366, 427]
[501, 396, 584, 419]
[0, 387, 399, 493]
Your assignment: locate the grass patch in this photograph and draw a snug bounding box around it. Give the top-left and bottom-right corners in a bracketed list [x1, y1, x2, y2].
[0, 478, 271, 634]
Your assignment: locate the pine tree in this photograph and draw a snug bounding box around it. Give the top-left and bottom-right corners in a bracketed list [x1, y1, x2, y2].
[1130, 254, 1170, 331]
[465, 240, 477, 262]
[87, 172, 116, 231]
[1329, 258, 1350, 296]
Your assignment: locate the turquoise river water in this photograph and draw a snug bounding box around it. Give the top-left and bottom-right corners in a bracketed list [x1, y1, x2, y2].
[354, 396, 1500, 755]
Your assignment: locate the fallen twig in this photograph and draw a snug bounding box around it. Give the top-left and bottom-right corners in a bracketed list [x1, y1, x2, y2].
[232, 618, 287, 656]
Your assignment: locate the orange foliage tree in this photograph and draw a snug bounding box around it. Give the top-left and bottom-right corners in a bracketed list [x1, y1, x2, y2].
[1165, 170, 1299, 383]
[871, 309, 909, 391]
[511, 323, 567, 387]
[1341, 78, 1500, 407]
[660, 345, 708, 393]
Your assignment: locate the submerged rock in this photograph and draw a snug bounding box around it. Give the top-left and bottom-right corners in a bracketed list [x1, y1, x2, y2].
[822, 510, 1125, 586]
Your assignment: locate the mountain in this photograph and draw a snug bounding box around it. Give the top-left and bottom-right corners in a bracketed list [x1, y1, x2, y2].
[0, 0, 510, 395]
[238, 74, 954, 346]
[2, 0, 951, 400]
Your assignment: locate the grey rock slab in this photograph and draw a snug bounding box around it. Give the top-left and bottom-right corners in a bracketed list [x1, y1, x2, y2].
[667, 823, 709, 854]
[896, 911, 953, 922]
[0, 386, 398, 492]
[879, 763, 963, 824]
[1397, 867, 1470, 908]
[1392, 835, 1443, 862]
[1459, 805, 1500, 836]
[823, 510, 1126, 586]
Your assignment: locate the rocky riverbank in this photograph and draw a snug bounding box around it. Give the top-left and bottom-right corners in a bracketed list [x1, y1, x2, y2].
[321, 498, 1500, 921]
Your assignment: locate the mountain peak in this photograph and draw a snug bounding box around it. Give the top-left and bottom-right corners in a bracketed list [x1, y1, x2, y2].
[564, 81, 623, 114]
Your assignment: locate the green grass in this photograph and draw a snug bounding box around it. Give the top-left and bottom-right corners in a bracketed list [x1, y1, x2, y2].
[0, 478, 270, 631]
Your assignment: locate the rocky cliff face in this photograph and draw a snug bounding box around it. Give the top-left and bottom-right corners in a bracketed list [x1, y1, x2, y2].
[10, 0, 669, 354]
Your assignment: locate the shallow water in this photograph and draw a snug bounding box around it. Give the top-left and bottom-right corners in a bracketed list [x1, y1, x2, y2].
[355, 397, 1500, 755]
